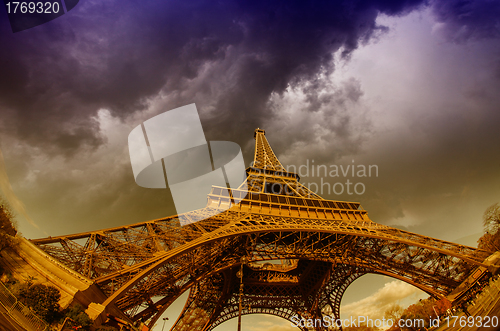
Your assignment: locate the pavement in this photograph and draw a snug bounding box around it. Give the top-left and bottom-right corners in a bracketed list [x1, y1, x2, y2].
[431, 276, 500, 331]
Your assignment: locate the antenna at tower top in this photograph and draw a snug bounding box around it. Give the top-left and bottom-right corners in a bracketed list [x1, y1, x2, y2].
[254, 128, 266, 139]
[252, 128, 284, 171]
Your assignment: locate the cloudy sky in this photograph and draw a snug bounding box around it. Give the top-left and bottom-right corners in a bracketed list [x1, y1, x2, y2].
[1, 0, 500, 330]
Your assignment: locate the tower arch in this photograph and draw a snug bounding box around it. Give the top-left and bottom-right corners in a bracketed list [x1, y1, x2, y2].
[31, 129, 494, 330]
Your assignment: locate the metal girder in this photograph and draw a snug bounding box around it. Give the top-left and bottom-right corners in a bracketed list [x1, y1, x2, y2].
[164, 262, 369, 331]
[30, 128, 493, 330]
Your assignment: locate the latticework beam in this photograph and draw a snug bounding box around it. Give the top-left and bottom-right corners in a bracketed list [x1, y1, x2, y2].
[30, 128, 493, 330]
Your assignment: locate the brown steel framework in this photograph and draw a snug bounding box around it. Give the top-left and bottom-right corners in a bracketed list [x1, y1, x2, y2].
[32, 128, 492, 330]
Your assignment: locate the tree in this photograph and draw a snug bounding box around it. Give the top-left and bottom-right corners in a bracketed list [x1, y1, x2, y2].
[434, 297, 451, 315]
[478, 232, 500, 251]
[63, 304, 93, 330]
[478, 203, 500, 252]
[390, 297, 451, 331]
[483, 203, 500, 234]
[385, 304, 404, 331]
[398, 298, 438, 331]
[385, 304, 404, 321]
[18, 283, 61, 323]
[0, 201, 17, 252]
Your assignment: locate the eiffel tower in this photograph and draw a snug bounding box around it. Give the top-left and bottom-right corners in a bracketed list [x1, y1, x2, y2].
[31, 128, 495, 330]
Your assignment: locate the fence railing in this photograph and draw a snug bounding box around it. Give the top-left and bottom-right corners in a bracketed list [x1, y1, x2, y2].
[0, 281, 48, 331]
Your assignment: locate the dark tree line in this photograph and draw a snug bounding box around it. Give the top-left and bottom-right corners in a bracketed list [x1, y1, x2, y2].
[0, 201, 17, 252]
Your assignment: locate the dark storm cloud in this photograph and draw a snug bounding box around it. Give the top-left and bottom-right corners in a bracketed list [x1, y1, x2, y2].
[267, 77, 368, 166]
[0, 0, 428, 155]
[431, 0, 500, 42]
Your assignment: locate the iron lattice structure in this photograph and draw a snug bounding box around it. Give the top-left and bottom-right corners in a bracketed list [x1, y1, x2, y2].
[32, 128, 491, 330]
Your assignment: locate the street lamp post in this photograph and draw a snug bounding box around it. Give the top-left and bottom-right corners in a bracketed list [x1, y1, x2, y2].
[237, 256, 248, 331]
[161, 317, 169, 331]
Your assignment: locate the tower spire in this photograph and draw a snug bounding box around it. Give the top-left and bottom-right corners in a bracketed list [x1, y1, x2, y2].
[252, 128, 284, 171]
[245, 128, 322, 198]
